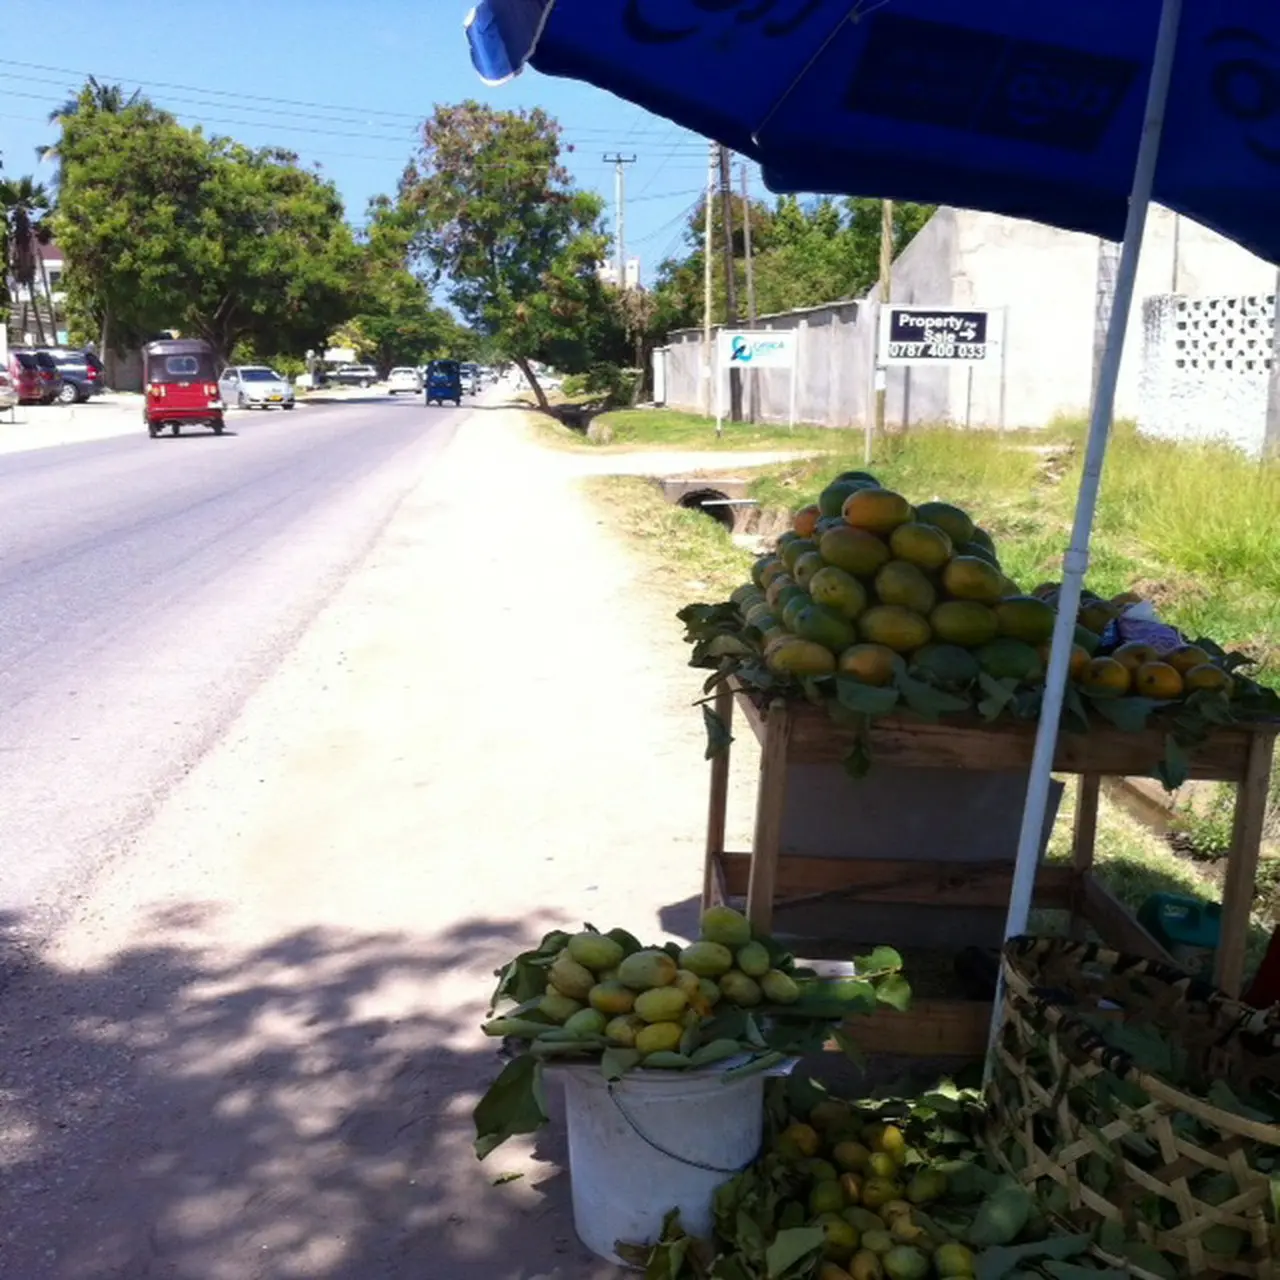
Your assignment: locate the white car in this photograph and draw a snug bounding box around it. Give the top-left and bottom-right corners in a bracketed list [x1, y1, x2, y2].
[387, 367, 423, 395]
[219, 365, 295, 410]
[0, 370, 18, 413]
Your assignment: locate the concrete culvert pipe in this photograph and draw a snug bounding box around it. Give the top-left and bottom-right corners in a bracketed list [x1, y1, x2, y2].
[679, 488, 735, 531]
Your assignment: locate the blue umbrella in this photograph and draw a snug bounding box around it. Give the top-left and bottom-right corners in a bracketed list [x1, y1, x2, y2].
[465, 0, 1273, 1004]
[466, 0, 1280, 264]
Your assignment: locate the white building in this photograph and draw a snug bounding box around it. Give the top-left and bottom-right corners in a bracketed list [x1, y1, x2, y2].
[7, 239, 67, 347]
[597, 257, 641, 291]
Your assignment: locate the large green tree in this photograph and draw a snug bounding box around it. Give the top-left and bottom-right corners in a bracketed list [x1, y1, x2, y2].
[346, 196, 472, 372]
[53, 92, 361, 362]
[399, 101, 614, 407]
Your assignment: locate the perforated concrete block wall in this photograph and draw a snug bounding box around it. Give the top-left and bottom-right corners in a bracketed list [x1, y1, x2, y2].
[1139, 293, 1274, 454]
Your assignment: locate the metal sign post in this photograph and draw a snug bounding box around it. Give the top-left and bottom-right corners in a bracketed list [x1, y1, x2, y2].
[716, 330, 798, 433]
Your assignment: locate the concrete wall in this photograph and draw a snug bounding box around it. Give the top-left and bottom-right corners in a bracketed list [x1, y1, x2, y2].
[1140, 292, 1276, 454]
[660, 204, 1280, 434]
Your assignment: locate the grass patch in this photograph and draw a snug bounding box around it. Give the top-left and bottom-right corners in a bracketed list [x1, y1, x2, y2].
[585, 475, 753, 600]
[574, 408, 840, 453]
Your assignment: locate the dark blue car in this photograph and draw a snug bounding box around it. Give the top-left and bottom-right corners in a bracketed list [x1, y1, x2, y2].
[425, 359, 462, 406]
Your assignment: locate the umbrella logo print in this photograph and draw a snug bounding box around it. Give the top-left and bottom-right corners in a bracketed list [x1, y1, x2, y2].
[1207, 27, 1280, 166]
[623, 0, 823, 44]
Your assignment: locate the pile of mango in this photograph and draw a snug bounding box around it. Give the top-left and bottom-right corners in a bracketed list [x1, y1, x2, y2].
[711, 467, 1267, 722]
[484, 906, 839, 1070]
[739, 470, 1054, 688]
[631, 1081, 1112, 1280]
[766, 1101, 1030, 1280]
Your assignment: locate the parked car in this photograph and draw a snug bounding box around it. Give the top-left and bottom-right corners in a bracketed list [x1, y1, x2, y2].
[37, 347, 105, 403]
[460, 362, 481, 395]
[8, 350, 63, 404]
[331, 364, 379, 388]
[218, 365, 295, 410]
[0, 369, 18, 413]
[387, 366, 422, 395]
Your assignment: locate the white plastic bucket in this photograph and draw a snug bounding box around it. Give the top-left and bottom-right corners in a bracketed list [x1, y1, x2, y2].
[556, 1064, 767, 1266]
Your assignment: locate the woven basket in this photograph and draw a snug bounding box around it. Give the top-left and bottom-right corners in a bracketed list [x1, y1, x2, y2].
[988, 936, 1280, 1280]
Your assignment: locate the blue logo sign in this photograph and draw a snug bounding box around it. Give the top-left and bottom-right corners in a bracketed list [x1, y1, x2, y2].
[725, 332, 792, 366]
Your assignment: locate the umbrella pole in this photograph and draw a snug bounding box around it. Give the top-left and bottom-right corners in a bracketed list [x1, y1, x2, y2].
[984, 0, 1184, 1078]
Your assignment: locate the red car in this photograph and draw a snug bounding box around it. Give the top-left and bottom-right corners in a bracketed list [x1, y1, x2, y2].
[8, 350, 64, 404]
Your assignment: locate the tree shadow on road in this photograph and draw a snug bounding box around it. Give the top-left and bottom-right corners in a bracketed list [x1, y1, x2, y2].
[0, 907, 621, 1280]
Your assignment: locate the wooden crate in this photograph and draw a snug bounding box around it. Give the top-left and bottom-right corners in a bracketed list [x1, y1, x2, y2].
[703, 678, 1278, 1057]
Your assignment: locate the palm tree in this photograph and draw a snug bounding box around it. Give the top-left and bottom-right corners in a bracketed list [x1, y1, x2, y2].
[38, 77, 141, 186]
[0, 175, 52, 345]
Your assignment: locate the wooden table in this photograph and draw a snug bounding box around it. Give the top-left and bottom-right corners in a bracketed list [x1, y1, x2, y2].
[703, 676, 1277, 1056]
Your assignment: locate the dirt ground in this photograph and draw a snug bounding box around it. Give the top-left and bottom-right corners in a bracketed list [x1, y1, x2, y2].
[0, 405, 773, 1280]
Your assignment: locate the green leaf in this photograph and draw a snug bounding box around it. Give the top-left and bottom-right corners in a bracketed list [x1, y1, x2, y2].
[789, 976, 878, 1017]
[896, 671, 971, 721]
[974, 1232, 1092, 1280]
[835, 676, 901, 715]
[707, 634, 752, 658]
[875, 973, 913, 1012]
[831, 1023, 867, 1068]
[855, 945, 905, 976]
[491, 1170, 524, 1186]
[1118, 1243, 1178, 1279]
[1087, 694, 1161, 732]
[473, 1054, 548, 1159]
[702, 706, 734, 760]
[734, 1209, 766, 1262]
[842, 737, 872, 780]
[1154, 733, 1189, 791]
[1184, 687, 1234, 725]
[1061, 681, 1090, 733]
[977, 673, 1019, 722]
[1208, 1078, 1275, 1124]
[601, 1047, 642, 1082]
[764, 1227, 824, 1279]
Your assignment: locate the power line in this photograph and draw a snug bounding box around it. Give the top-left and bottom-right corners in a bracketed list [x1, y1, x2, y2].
[0, 59, 706, 145]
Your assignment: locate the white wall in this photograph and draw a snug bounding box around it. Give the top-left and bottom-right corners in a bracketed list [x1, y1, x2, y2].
[661, 205, 1280, 433]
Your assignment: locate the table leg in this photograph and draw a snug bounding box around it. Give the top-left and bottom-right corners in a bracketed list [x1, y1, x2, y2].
[702, 678, 735, 911]
[1070, 774, 1101, 940]
[1215, 732, 1276, 997]
[745, 699, 792, 934]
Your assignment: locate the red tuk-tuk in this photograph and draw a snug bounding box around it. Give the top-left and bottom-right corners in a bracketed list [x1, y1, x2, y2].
[143, 338, 224, 437]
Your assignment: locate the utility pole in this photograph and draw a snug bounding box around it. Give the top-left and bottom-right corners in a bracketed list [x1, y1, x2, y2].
[740, 163, 759, 422]
[602, 153, 637, 289]
[719, 144, 742, 422]
[703, 142, 715, 417]
[870, 198, 894, 462]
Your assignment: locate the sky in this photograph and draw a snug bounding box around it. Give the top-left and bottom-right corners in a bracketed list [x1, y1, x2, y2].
[0, 0, 759, 288]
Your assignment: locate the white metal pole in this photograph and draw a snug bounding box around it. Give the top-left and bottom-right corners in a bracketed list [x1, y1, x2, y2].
[702, 143, 716, 417]
[987, 0, 1185, 1070]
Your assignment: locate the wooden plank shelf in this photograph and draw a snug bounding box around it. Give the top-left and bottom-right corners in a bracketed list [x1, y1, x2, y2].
[704, 677, 1279, 1055]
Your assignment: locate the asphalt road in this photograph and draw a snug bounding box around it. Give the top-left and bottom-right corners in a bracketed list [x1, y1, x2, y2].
[0, 394, 467, 949]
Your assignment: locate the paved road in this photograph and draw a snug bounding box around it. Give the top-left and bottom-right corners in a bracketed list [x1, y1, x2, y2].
[0, 394, 466, 948]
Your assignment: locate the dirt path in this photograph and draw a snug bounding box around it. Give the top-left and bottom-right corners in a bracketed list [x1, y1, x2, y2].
[0, 407, 764, 1280]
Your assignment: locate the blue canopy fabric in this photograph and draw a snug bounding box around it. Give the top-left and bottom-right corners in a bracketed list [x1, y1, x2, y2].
[465, 0, 1280, 266]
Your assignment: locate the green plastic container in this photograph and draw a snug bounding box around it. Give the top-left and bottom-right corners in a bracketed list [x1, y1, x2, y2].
[1137, 892, 1221, 973]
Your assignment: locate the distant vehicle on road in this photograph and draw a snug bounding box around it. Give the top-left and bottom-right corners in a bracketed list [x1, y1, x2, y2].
[143, 338, 224, 438]
[219, 365, 295, 410]
[460, 362, 481, 395]
[34, 347, 105, 403]
[387, 367, 422, 395]
[331, 364, 379, 388]
[8, 350, 63, 404]
[424, 359, 462, 406]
